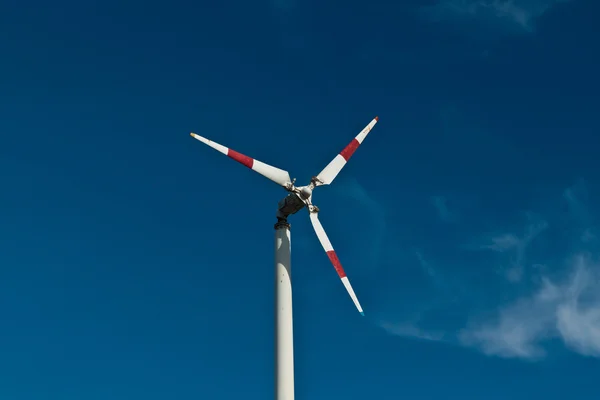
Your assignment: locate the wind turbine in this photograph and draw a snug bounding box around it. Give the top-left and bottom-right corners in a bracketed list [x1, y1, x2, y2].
[190, 116, 379, 400]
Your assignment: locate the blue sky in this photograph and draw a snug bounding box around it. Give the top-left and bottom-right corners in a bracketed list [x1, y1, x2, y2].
[1, 0, 599, 398]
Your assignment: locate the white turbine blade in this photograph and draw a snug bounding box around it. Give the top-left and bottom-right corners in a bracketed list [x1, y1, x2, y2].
[190, 133, 292, 187]
[309, 211, 364, 315]
[315, 116, 378, 186]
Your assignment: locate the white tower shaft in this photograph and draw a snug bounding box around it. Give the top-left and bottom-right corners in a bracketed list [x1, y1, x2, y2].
[274, 221, 294, 400]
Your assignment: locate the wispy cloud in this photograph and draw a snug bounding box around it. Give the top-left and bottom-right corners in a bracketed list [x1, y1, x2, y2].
[420, 0, 570, 32]
[415, 251, 438, 280]
[376, 250, 468, 343]
[377, 179, 600, 361]
[460, 254, 600, 359]
[414, 251, 459, 292]
[564, 178, 592, 224]
[270, 0, 296, 13]
[473, 214, 548, 282]
[457, 182, 600, 359]
[431, 195, 458, 223]
[380, 321, 447, 342]
[560, 179, 597, 246]
[581, 228, 597, 243]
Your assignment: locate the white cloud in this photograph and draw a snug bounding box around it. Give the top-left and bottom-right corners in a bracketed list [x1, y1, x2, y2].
[475, 215, 548, 282]
[459, 277, 557, 359]
[460, 254, 600, 359]
[377, 179, 600, 361]
[382, 251, 600, 360]
[420, 0, 570, 31]
[481, 233, 521, 252]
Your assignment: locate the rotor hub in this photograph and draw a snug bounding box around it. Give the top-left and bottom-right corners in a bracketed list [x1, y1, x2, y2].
[299, 186, 312, 200]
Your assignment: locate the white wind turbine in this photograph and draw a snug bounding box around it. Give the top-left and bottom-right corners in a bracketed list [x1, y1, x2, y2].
[189, 116, 379, 400]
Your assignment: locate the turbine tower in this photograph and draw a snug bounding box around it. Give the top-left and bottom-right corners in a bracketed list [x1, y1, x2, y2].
[190, 116, 379, 400]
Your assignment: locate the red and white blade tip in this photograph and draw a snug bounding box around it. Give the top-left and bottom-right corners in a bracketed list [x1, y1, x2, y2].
[315, 116, 379, 186]
[190, 132, 292, 187]
[309, 212, 364, 315]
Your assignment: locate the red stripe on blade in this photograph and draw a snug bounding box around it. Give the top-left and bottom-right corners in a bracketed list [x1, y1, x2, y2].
[227, 149, 254, 168]
[326, 250, 347, 278]
[339, 139, 360, 161]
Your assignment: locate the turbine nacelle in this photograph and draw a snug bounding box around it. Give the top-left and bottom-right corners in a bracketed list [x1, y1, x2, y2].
[276, 185, 313, 221]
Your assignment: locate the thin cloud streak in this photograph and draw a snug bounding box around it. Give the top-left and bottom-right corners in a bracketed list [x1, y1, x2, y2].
[380, 321, 448, 342]
[473, 215, 548, 283]
[431, 195, 458, 223]
[564, 179, 592, 224]
[420, 0, 571, 32]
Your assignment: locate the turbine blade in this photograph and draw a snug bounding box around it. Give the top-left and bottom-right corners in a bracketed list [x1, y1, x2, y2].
[190, 133, 292, 187]
[315, 116, 378, 186]
[309, 211, 364, 315]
